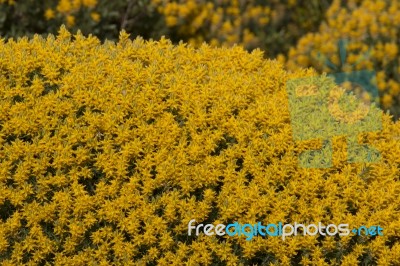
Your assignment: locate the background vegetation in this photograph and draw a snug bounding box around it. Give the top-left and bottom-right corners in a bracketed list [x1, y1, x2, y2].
[0, 0, 331, 58]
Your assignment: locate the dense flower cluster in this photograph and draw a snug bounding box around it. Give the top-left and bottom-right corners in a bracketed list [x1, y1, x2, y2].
[0, 27, 399, 265]
[286, 0, 400, 119]
[152, 0, 329, 57]
[0, 0, 105, 40]
[45, 0, 99, 27]
[0, 0, 329, 58]
[153, 0, 270, 48]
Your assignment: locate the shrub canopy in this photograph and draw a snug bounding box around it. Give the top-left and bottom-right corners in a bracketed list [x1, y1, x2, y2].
[0, 27, 399, 265]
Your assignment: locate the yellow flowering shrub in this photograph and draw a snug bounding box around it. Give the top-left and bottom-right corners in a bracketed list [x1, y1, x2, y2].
[0, 0, 101, 40]
[0, 0, 329, 58]
[0, 27, 399, 265]
[50, 0, 98, 25]
[286, 0, 400, 119]
[0, 0, 161, 42]
[153, 0, 331, 57]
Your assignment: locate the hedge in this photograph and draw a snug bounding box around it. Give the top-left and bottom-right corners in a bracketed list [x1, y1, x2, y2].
[0, 0, 331, 58]
[0, 27, 399, 265]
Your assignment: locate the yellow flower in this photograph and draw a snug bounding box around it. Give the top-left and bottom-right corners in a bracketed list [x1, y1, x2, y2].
[178, 5, 190, 17]
[82, 0, 97, 8]
[165, 15, 178, 26]
[211, 13, 221, 25]
[44, 8, 55, 20]
[243, 28, 256, 46]
[56, 0, 72, 14]
[90, 11, 101, 22]
[221, 21, 233, 32]
[66, 15, 75, 27]
[258, 16, 269, 26]
[382, 93, 393, 108]
[384, 42, 398, 59]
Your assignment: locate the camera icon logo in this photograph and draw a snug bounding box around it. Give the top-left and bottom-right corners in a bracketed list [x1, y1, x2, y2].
[286, 40, 382, 168]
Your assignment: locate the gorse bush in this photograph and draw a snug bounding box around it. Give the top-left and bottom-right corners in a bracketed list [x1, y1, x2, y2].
[0, 0, 163, 41]
[153, 0, 331, 57]
[0, 0, 100, 37]
[286, 0, 400, 119]
[0, 0, 330, 58]
[0, 27, 399, 265]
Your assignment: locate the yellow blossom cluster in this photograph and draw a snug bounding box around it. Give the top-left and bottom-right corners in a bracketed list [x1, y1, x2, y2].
[0, 0, 327, 57]
[152, 0, 327, 57]
[152, 0, 268, 48]
[0, 0, 99, 28]
[286, 0, 400, 119]
[0, 0, 14, 4]
[0, 27, 399, 265]
[45, 0, 99, 27]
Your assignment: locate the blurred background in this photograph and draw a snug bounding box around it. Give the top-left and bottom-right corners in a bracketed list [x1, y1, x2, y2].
[1, 0, 399, 120]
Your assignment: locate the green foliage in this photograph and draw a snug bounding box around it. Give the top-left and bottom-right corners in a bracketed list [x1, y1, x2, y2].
[0, 0, 331, 59]
[0, 0, 166, 41]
